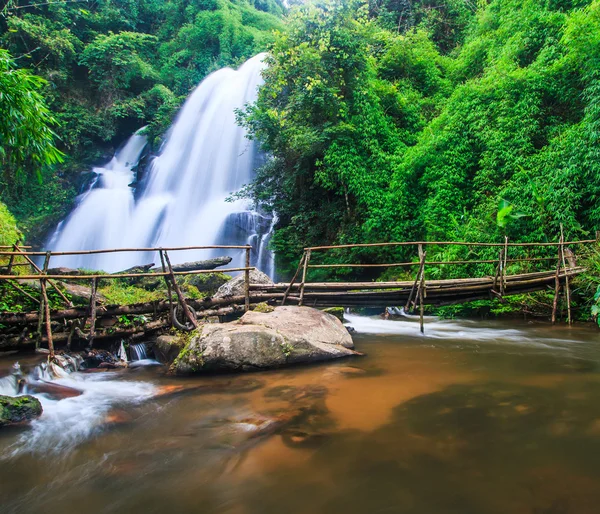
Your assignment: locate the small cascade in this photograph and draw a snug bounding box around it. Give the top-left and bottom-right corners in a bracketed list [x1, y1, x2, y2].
[0, 353, 156, 455]
[48, 54, 276, 275]
[129, 343, 148, 361]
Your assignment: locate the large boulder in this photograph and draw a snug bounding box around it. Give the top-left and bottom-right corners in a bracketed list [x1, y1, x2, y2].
[214, 269, 273, 298]
[172, 306, 358, 374]
[0, 395, 43, 427]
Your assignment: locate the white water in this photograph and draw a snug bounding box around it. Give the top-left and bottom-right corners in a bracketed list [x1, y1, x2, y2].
[49, 54, 274, 274]
[47, 132, 148, 271]
[1, 357, 156, 456]
[129, 343, 148, 361]
[344, 313, 583, 349]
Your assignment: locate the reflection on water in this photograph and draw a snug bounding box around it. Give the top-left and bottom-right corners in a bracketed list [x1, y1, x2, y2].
[1, 315, 600, 514]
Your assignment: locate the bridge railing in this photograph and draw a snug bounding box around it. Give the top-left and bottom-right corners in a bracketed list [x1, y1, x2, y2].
[0, 244, 256, 357]
[279, 237, 597, 328]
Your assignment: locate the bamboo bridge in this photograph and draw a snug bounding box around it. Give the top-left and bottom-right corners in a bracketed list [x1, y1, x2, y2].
[0, 236, 594, 354]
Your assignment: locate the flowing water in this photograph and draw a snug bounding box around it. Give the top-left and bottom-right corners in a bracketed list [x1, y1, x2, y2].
[48, 54, 274, 274]
[2, 316, 600, 514]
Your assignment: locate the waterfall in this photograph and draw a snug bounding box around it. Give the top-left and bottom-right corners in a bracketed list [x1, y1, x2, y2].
[49, 53, 275, 275]
[129, 343, 148, 361]
[47, 131, 148, 271]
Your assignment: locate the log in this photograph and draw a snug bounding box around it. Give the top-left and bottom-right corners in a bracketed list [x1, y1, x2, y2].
[47, 267, 85, 276]
[0, 319, 168, 351]
[167, 257, 232, 272]
[116, 263, 154, 274]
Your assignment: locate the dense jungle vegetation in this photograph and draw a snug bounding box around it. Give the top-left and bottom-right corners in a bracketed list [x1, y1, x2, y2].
[0, 0, 284, 239]
[241, 0, 600, 273]
[2, 0, 600, 317]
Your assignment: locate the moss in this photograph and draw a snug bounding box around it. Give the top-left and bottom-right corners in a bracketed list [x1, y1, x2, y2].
[0, 394, 42, 426]
[253, 302, 275, 313]
[322, 307, 344, 321]
[171, 326, 205, 372]
[98, 282, 163, 305]
[179, 273, 231, 296]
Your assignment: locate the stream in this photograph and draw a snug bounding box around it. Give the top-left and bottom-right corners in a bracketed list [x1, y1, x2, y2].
[1, 314, 600, 514]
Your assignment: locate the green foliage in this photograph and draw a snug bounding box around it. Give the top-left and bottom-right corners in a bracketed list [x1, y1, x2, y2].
[0, 49, 63, 181]
[98, 281, 162, 305]
[242, 0, 600, 294]
[0, 202, 21, 247]
[0, 0, 285, 237]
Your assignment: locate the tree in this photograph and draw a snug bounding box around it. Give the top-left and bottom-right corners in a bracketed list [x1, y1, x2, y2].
[0, 48, 63, 180]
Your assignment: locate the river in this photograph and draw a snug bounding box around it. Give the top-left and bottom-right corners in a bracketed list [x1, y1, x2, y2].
[1, 314, 600, 514]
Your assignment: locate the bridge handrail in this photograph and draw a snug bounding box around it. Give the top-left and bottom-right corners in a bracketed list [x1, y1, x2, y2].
[304, 239, 597, 251]
[0, 244, 252, 257]
[0, 267, 256, 281]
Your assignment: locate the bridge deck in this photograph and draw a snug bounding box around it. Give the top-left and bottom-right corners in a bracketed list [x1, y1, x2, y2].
[252, 267, 584, 308]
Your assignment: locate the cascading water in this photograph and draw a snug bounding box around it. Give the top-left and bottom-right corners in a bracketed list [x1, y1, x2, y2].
[129, 343, 148, 361]
[47, 131, 148, 271]
[49, 53, 275, 275]
[0, 356, 156, 456]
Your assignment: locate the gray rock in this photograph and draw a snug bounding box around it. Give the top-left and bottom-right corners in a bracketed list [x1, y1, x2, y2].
[154, 335, 186, 365]
[180, 272, 230, 295]
[0, 395, 43, 427]
[214, 269, 273, 298]
[172, 306, 358, 374]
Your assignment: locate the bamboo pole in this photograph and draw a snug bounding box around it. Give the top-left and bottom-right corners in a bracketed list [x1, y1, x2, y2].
[404, 253, 424, 312]
[298, 249, 311, 306]
[0, 244, 252, 257]
[164, 251, 198, 330]
[6, 241, 18, 274]
[307, 256, 558, 268]
[560, 225, 572, 325]
[40, 252, 54, 358]
[304, 240, 596, 251]
[253, 269, 575, 291]
[282, 252, 305, 306]
[0, 267, 254, 281]
[159, 250, 174, 328]
[14, 244, 73, 307]
[5, 280, 40, 305]
[419, 249, 426, 334]
[88, 277, 98, 348]
[552, 237, 562, 325]
[244, 247, 251, 312]
[36, 252, 51, 349]
[502, 236, 509, 294]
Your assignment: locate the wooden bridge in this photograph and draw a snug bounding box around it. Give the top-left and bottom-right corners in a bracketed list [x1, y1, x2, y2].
[0, 236, 594, 354]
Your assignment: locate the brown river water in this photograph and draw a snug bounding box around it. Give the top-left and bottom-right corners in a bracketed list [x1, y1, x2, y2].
[1, 313, 600, 514]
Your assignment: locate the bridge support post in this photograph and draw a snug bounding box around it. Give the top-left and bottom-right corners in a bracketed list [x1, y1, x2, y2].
[560, 225, 572, 325]
[163, 250, 198, 330]
[244, 247, 251, 312]
[39, 251, 55, 359]
[88, 277, 98, 348]
[282, 252, 305, 306]
[418, 244, 426, 334]
[159, 250, 174, 328]
[299, 250, 311, 306]
[552, 242, 561, 325]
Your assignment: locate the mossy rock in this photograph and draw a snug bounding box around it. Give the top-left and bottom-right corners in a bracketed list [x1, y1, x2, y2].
[322, 307, 344, 321]
[253, 302, 275, 313]
[179, 273, 231, 296]
[0, 395, 43, 427]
